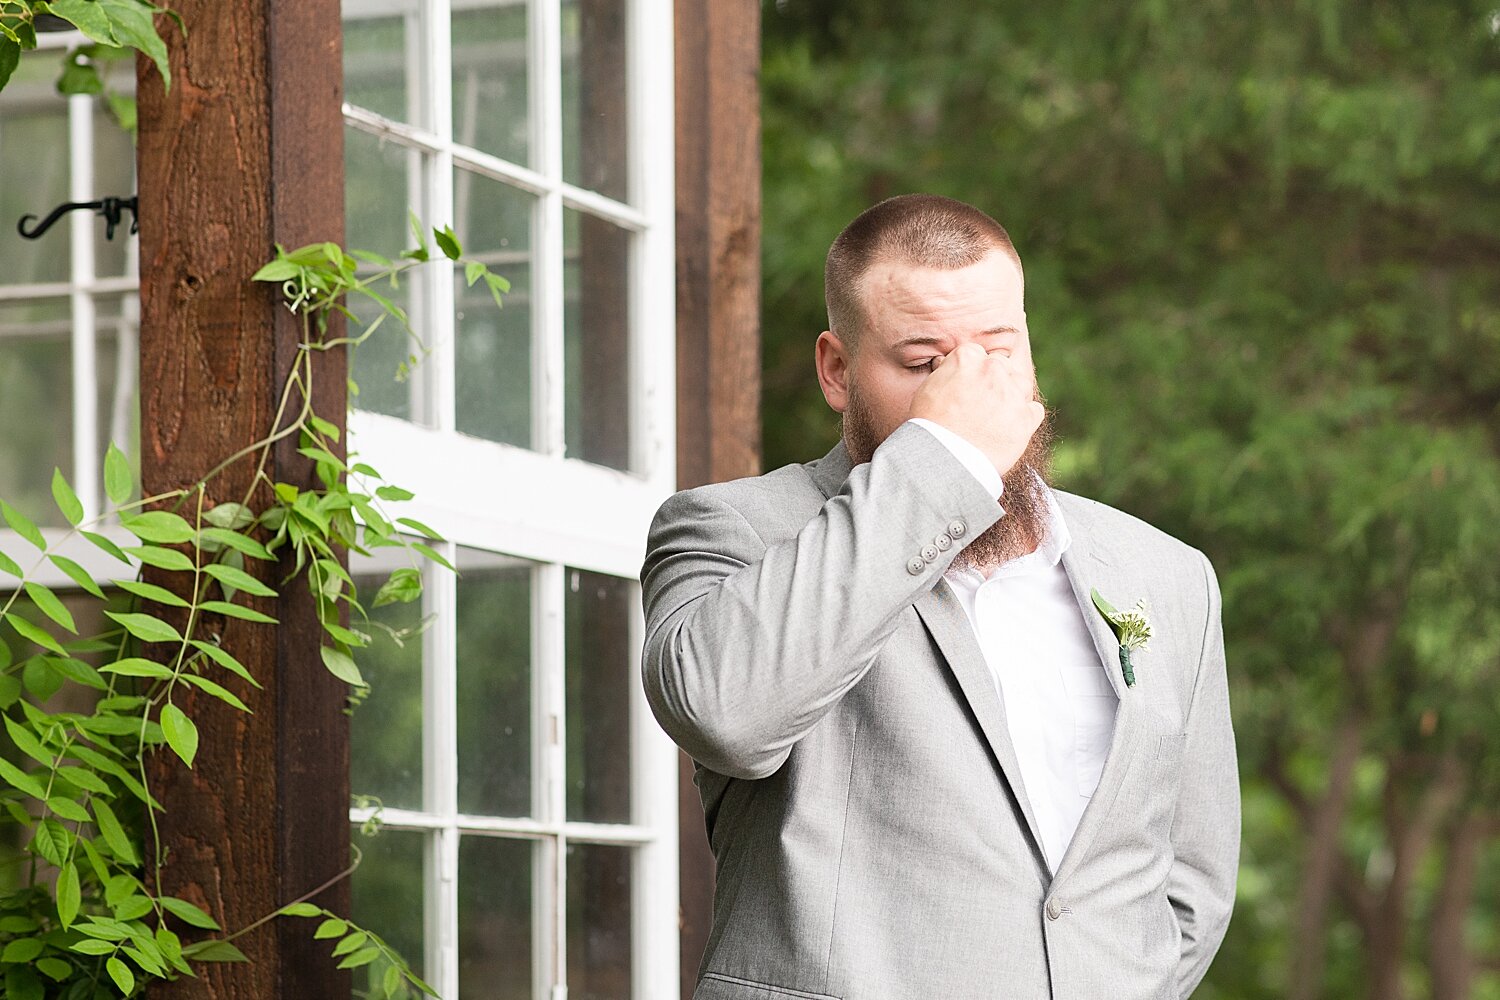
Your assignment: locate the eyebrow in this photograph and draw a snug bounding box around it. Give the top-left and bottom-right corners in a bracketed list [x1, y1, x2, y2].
[891, 326, 1019, 350]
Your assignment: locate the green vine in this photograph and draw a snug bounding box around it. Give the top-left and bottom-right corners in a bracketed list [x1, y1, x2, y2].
[0, 219, 506, 999]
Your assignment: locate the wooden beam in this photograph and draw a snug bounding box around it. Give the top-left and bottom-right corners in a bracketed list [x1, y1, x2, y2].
[135, 1, 349, 996]
[674, 1, 762, 994]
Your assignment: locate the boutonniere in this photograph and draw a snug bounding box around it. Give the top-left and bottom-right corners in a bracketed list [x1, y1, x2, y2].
[1089, 588, 1152, 687]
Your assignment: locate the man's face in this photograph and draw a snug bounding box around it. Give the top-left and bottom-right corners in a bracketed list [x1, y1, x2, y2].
[817, 249, 1034, 463]
[815, 248, 1055, 569]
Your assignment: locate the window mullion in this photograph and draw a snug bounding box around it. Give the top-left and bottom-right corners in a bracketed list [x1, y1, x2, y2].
[422, 537, 460, 999]
[533, 559, 568, 995]
[532, 0, 565, 459]
[68, 94, 99, 520]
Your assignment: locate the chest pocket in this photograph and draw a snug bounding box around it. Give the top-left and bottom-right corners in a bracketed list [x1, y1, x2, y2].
[1059, 653, 1117, 797]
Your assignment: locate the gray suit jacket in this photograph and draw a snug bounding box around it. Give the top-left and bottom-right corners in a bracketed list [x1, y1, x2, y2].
[641, 421, 1239, 1000]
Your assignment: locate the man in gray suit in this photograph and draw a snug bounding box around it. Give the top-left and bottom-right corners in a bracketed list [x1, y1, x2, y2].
[641, 195, 1239, 1000]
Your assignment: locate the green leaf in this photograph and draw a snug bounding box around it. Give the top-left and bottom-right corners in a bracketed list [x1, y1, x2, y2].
[104, 442, 133, 504]
[105, 611, 183, 645]
[35, 957, 72, 982]
[122, 510, 195, 544]
[252, 258, 301, 282]
[115, 578, 191, 608]
[189, 639, 262, 688]
[50, 468, 84, 525]
[113, 895, 154, 922]
[81, 529, 131, 563]
[180, 940, 248, 962]
[124, 544, 196, 572]
[279, 902, 322, 918]
[203, 562, 276, 597]
[1, 499, 47, 551]
[31, 819, 71, 867]
[374, 485, 415, 502]
[48, 0, 119, 44]
[331, 930, 368, 956]
[373, 568, 423, 607]
[93, 799, 139, 865]
[198, 600, 277, 624]
[2, 937, 45, 963]
[0, 915, 39, 934]
[57, 861, 81, 928]
[70, 938, 118, 956]
[160, 895, 220, 931]
[385, 963, 402, 996]
[319, 645, 366, 687]
[183, 674, 251, 713]
[200, 527, 273, 560]
[337, 945, 384, 969]
[465, 260, 487, 286]
[6, 613, 67, 656]
[97, 0, 171, 89]
[412, 542, 456, 572]
[57, 765, 111, 794]
[0, 756, 47, 799]
[434, 225, 462, 260]
[204, 502, 255, 530]
[105, 955, 135, 995]
[4, 965, 43, 1000]
[160, 703, 198, 767]
[314, 918, 347, 939]
[100, 657, 174, 679]
[47, 796, 92, 822]
[5, 714, 53, 767]
[0, 547, 21, 578]
[22, 656, 65, 699]
[395, 516, 443, 540]
[0, 38, 20, 96]
[24, 581, 78, 634]
[49, 554, 107, 598]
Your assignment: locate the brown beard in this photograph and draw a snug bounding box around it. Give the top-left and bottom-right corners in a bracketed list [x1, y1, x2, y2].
[842, 384, 1057, 573]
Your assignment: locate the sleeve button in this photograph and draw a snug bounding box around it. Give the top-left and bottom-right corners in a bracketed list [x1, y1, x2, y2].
[947, 518, 966, 538]
[934, 532, 952, 551]
[920, 544, 939, 561]
[906, 557, 926, 576]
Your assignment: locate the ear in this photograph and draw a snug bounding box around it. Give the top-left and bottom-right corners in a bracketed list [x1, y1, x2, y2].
[815, 330, 852, 413]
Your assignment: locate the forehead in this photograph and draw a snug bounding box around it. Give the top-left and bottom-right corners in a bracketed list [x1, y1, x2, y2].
[857, 251, 1023, 343]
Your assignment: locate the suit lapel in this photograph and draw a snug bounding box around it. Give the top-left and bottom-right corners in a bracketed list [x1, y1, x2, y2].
[913, 583, 1048, 861]
[1048, 493, 1150, 886]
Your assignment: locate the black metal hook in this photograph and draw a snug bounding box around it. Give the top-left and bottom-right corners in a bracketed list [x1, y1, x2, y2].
[18, 196, 139, 241]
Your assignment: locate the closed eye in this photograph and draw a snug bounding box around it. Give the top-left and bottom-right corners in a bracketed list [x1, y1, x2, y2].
[906, 358, 939, 373]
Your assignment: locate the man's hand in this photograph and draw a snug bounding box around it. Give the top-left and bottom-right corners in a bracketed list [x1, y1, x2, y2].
[908, 342, 1044, 477]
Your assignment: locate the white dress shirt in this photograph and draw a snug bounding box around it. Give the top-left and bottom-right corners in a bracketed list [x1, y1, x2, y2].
[908, 418, 1118, 872]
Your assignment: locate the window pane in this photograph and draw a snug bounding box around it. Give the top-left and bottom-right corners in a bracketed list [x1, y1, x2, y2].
[96, 294, 140, 503]
[454, 172, 533, 449]
[561, 0, 628, 202]
[453, 0, 529, 167]
[566, 843, 632, 1000]
[0, 63, 71, 285]
[351, 571, 425, 811]
[564, 570, 631, 824]
[456, 549, 531, 817]
[458, 835, 533, 1000]
[93, 99, 138, 279]
[343, 0, 422, 126]
[351, 827, 428, 992]
[0, 299, 72, 526]
[563, 209, 631, 471]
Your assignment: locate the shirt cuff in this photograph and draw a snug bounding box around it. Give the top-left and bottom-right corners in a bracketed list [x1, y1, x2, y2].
[907, 418, 1005, 501]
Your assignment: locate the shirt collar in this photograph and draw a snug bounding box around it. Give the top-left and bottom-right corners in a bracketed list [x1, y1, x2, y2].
[947, 476, 1071, 584]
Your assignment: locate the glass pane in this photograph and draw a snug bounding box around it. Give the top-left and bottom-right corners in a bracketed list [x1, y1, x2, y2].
[454, 171, 532, 448]
[0, 299, 72, 526]
[564, 569, 631, 824]
[343, 0, 421, 126]
[561, 0, 628, 202]
[93, 98, 138, 279]
[458, 835, 533, 1000]
[563, 209, 631, 470]
[0, 61, 72, 285]
[566, 843, 632, 1000]
[452, 0, 529, 167]
[350, 570, 425, 811]
[456, 549, 532, 817]
[351, 827, 428, 993]
[96, 294, 140, 504]
[346, 126, 421, 421]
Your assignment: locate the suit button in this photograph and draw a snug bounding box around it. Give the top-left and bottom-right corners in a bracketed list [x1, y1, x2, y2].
[920, 544, 939, 561]
[1045, 898, 1063, 920]
[906, 557, 926, 576]
[934, 532, 952, 551]
[947, 518, 966, 538]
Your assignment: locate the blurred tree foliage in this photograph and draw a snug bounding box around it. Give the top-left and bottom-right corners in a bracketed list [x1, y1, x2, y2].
[760, 2, 1500, 998]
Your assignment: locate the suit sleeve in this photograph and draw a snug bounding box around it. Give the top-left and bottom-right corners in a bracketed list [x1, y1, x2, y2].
[1170, 550, 1240, 997]
[640, 420, 1006, 779]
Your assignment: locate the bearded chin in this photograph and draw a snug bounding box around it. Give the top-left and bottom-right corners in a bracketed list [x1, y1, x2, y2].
[841, 389, 1058, 572]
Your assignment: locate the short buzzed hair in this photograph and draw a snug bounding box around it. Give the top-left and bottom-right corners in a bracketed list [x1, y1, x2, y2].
[824, 194, 1021, 354]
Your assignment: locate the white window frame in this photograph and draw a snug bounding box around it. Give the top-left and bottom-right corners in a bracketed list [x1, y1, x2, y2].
[341, 2, 680, 998]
